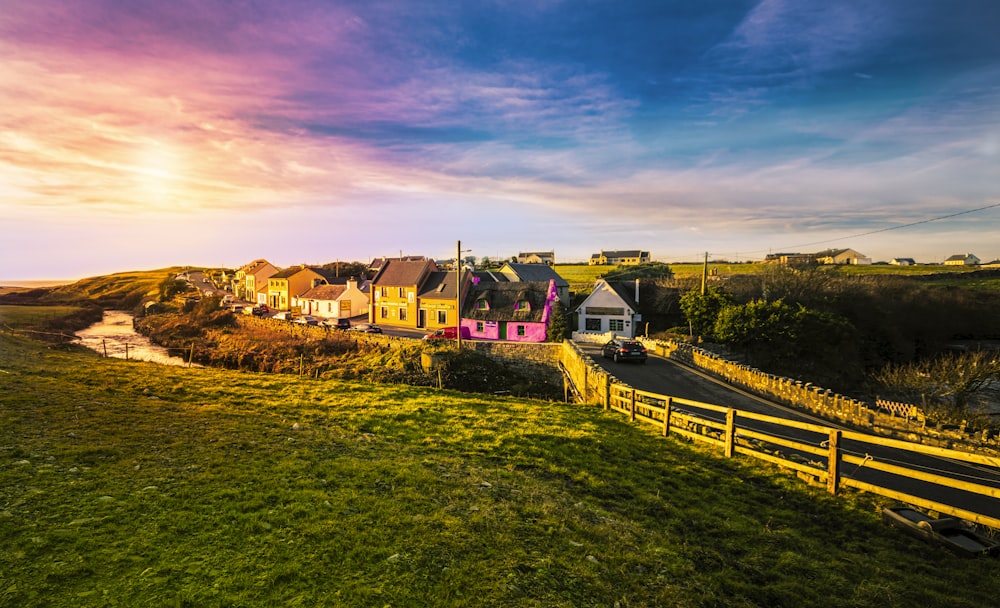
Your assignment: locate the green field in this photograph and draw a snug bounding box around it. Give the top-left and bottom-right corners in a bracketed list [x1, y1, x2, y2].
[3, 318, 999, 606]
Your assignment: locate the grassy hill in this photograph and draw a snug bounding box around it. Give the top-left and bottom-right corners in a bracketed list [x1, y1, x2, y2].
[2, 313, 998, 606]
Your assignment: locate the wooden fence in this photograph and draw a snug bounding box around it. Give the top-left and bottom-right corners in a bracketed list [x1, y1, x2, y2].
[605, 383, 1000, 530]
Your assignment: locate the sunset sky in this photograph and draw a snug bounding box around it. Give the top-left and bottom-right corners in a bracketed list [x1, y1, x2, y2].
[2, 0, 999, 281]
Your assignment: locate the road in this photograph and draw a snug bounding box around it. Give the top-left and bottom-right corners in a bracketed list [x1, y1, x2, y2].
[578, 343, 1000, 527]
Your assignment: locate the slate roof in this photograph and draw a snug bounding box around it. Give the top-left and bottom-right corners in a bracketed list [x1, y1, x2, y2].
[501, 263, 568, 288]
[299, 284, 347, 301]
[418, 271, 460, 300]
[597, 249, 649, 259]
[606, 281, 639, 310]
[372, 259, 435, 286]
[462, 281, 551, 323]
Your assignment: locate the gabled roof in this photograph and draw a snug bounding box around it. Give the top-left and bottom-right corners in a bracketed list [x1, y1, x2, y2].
[299, 284, 347, 301]
[372, 259, 436, 286]
[418, 271, 460, 299]
[270, 265, 327, 280]
[599, 249, 648, 258]
[500, 263, 568, 287]
[462, 281, 551, 322]
[606, 281, 639, 310]
[473, 271, 510, 283]
[945, 253, 978, 262]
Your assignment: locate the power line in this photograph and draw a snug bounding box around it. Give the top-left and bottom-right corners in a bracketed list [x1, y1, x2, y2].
[713, 201, 1000, 258]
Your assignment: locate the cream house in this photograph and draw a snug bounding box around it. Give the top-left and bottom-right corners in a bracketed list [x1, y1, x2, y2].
[293, 279, 369, 319]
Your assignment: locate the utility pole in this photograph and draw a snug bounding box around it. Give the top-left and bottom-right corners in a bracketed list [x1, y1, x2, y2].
[701, 251, 709, 295]
[456, 240, 463, 350]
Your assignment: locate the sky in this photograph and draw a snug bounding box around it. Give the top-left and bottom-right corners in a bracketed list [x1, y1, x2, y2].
[2, 0, 999, 281]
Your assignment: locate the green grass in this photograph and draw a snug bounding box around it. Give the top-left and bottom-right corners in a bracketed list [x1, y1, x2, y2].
[2, 330, 999, 607]
[0, 305, 84, 327]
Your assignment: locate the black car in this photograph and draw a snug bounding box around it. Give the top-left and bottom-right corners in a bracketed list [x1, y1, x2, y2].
[601, 338, 647, 363]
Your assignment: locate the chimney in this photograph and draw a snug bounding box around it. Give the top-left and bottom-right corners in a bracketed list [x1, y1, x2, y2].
[634, 278, 639, 303]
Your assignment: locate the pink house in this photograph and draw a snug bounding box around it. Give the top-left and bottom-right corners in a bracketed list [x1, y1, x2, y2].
[460, 279, 558, 342]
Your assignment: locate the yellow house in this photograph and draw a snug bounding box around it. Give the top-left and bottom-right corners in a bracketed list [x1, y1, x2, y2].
[589, 249, 650, 266]
[370, 259, 437, 328]
[267, 266, 336, 311]
[416, 270, 471, 330]
[232, 259, 279, 303]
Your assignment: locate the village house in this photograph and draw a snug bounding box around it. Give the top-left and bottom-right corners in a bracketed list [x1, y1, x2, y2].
[416, 270, 468, 331]
[232, 259, 279, 304]
[369, 258, 438, 329]
[516, 251, 555, 265]
[589, 249, 650, 266]
[575, 279, 642, 338]
[266, 265, 338, 311]
[293, 278, 369, 320]
[490, 262, 570, 304]
[461, 278, 559, 342]
[814, 248, 872, 265]
[944, 253, 980, 266]
[889, 258, 916, 266]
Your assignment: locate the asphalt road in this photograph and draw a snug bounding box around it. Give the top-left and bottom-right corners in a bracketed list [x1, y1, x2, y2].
[578, 343, 1000, 528]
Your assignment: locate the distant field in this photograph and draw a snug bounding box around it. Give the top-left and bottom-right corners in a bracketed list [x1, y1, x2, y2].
[4, 328, 998, 606]
[0, 304, 83, 326]
[555, 262, 987, 283]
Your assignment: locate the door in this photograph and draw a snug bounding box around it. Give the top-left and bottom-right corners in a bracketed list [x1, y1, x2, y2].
[417, 309, 426, 328]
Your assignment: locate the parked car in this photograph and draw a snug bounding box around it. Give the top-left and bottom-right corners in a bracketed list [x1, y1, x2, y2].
[294, 315, 320, 326]
[423, 326, 459, 340]
[601, 338, 647, 363]
[348, 323, 382, 334]
[323, 318, 352, 330]
[272, 311, 293, 321]
[249, 304, 269, 316]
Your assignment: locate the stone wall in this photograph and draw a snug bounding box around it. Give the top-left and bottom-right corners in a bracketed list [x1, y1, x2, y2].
[640, 337, 1000, 453]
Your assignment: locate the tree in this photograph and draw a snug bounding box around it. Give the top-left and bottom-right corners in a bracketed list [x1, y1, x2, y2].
[157, 277, 188, 302]
[679, 287, 731, 339]
[872, 350, 1000, 426]
[546, 301, 570, 342]
[603, 262, 674, 281]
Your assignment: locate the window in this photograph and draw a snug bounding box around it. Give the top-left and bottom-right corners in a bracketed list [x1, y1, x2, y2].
[380, 307, 388, 319]
[476, 298, 489, 310]
[516, 325, 526, 337]
[609, 319, 624, 332]
[398, 287, 404, 298]
[476, 321, 484, 332]
[437, 310, 448, 324]
[514, 300, 530, 311]
[327, 303, 333, 313]
[380, 287, 387, 297]
[399, 308, 408, 321]
[340, 300, 351, 313]
[408, 291, 414, 303]
[585, 318, 601, 331]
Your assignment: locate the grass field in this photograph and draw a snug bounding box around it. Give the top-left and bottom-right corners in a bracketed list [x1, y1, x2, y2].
[3, 315, 999, 606]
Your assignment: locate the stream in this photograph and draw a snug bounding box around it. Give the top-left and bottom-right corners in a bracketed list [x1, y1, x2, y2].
[75, 310, 192, 366]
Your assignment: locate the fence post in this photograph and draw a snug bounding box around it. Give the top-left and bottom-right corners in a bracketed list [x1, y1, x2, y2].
[827, 430, 841, 495]
[630, 389, 636, 422]
[725, 409, 736, 458]
[604, 376, 610, 410]
[662, 397, 672, 437]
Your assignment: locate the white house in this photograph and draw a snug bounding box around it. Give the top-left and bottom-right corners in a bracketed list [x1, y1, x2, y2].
[889, 258, 916, 266]
[293, 279, 369, 319]
[574, 279, 641, 338]
[944, 253, 980, 266]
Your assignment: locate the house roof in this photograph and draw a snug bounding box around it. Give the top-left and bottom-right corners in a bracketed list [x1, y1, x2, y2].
[945, 253, 978, 262]
[599, 249, 648, 258]
[418, 271, 460, 299]
[372, 259, 435, 286]
[462, 281, 551, 322]
[607, 281, 640, 310]
[473, 271, 510, 283]
[299, 284, 347, 301]
[500, 263, 569, 287]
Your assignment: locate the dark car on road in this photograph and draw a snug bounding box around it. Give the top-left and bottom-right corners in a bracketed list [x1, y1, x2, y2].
[601, 338, 648, 363]
[348, 323, 382, 334]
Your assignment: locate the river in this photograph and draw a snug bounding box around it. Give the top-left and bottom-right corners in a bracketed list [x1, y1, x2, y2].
[75, 310, 193, 366]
